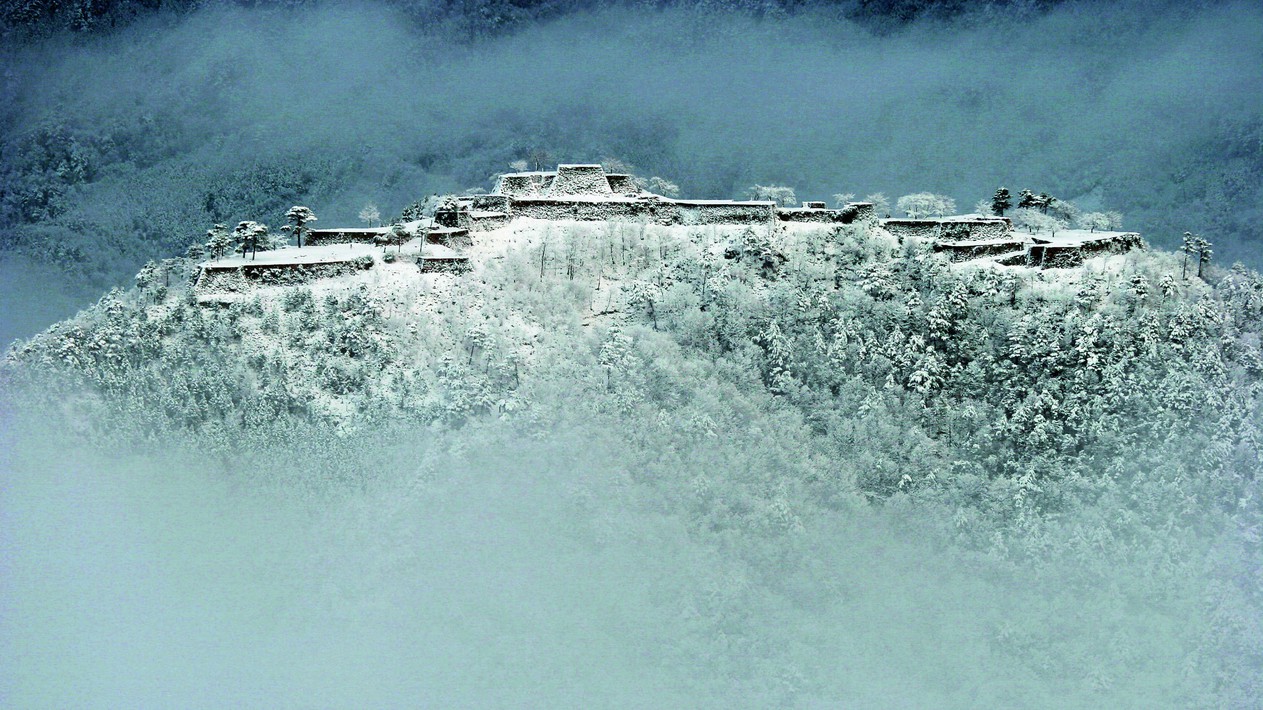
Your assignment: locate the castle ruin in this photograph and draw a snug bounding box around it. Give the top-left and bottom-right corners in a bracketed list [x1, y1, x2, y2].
[195, 164, 1144, 296]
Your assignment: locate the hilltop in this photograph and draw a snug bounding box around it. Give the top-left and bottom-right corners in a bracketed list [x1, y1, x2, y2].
[7, 183, 1260, 495]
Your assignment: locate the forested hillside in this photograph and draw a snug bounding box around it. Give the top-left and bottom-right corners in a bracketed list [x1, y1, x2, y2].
[5, 219, 1260, 706]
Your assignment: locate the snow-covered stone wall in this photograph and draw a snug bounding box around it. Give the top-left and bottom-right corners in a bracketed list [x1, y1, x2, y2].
[196, 257, 375, 294]
[777, 203, 872, 225]
[549, 165, 614, 196]
[496, 173, 548, 197]
[1027, 232, 1144, 268]
[606, 174, 638, 194]
[933, 238, 1030, 262]
[880, 220, 941, 241]
[675, 201, 776, 225]
[508, 198, 775, 225]
[307, 228, 393, 247]
[881, 217, 1010, 242]
[418, 257, 472, 274]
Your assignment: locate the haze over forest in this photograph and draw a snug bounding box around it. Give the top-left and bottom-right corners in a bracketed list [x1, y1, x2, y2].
[2, 0, 1262, 344]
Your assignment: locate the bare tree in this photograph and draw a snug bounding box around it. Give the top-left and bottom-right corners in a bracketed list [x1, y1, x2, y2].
[748, 184, 798, 207]
[896, 192, 956, 218]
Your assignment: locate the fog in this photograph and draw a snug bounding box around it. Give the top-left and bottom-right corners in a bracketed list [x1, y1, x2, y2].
[3, 398, 1247, 707]
[2, 0, 1262, 344]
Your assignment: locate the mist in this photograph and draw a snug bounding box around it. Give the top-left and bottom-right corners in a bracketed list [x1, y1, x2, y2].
[3, 0, 1262, 344]
[3, 392, 1250, 708]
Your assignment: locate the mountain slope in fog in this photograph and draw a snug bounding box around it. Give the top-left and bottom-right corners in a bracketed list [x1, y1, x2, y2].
[4, 215, 1261, 706]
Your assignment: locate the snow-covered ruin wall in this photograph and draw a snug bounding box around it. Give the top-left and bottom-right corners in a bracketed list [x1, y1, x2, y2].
[777, 202, 876, 225]
[606, 174, 638, 194]
[195, 257, 375, 294]
[549, 164, 614, 196]
[307, 228, 394, 247]
[507, 198, 775, 225]
[1027, 232, 1144, 268]
[882, 217, 1012, 242]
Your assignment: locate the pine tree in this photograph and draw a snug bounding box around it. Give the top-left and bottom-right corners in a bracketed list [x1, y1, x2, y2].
[991, 187, 1012, 216]
[391, 224, 408, 253]
[1195, 235, 1213, 278]
[205, 223, 232, 260]
[232, 221, 269, 260]
[1181, 232, 1197, 280]
[281, 206, 317, 248]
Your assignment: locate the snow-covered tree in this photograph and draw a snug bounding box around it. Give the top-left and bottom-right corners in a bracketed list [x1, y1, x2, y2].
[600, 156, 635, 174]
[282, 206, 317, 247]
[896, 192, 956, 218]
[1047, 199, 1079, 223]
[864, 192, 891, 216]
[205, 223, 232, 260]
[1077, 212, 1112, 232]
[359, 202, 380, 227]
[134, 260, 158, 290]
[233, 221, 269, 259]
[1195, 235, 1213, 278]
[991, 187, 1012, 216]
[1009, 208, 1064, 236]
[391, 224, 409, 253]
[528, 149, 551, 171]
[748, 184, 798, 207]
[832, 192, 856, 208]
[1181, 232, 1196, 280]
[973, 199, 994, 216]
[646, 176, 681, 198]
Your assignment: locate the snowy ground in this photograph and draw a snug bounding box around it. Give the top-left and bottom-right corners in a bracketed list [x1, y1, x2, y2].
[205, 243, 379, 267]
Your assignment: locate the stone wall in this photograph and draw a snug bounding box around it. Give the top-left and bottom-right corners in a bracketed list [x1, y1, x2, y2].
[419, 257, 472, 275]
[777, 203, 870, 225]
[881, 220, 941, 241]
[941, 218, 1011, 242]
[882, 217, 1012, 242]
[307, 228, 391, 247]
[511, 199, 640, 222]
[497, 173, 547, 197]
[426, 228, 473, 249]
[465, 212, 511, 232]
[1027, 233, 1144, 268]
[606, 174, 638, 194]
[550, 165, 613, 196]
[508, 198, 775, 226]
[849, 202, 877, 224]
[196, 256, 375, 294]
[676, 201, 776, 225]
[933, 239, 1029, 263]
